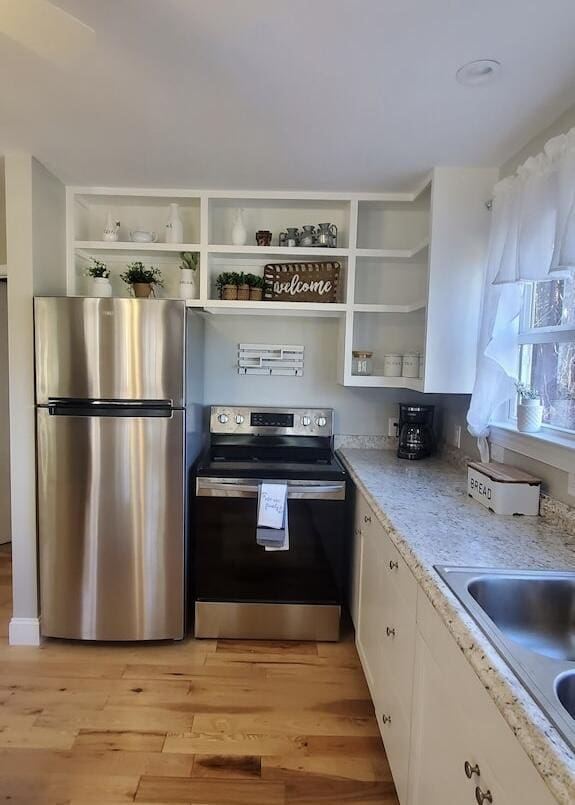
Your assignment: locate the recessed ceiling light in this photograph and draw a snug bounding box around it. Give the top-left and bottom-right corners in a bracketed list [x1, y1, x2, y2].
[456, 59, 501, 86]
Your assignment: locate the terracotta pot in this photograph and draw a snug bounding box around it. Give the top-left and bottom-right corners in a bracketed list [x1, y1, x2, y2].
[237, 284, 250, 301]
[249, 287, 263, 301]
[222, 284, 238, 300]
[132, 283, 152, 298]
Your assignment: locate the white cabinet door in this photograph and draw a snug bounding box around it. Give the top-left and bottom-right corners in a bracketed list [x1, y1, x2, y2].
[356, 507, 384, 702]
[349, 494, 364, 631]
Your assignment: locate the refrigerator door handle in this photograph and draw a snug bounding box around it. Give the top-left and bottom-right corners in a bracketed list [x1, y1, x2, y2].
[47, 400, 173, 418]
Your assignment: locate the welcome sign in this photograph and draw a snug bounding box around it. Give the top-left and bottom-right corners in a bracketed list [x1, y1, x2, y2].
[263, 261, 341, 303]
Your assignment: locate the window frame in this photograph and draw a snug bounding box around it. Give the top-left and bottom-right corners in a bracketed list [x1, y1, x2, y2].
[491, 276, 575, 472]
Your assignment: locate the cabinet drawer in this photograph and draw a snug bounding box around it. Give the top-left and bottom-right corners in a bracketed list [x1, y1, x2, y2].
[366, 502, 417, 610]
[376, 682, 410, 804]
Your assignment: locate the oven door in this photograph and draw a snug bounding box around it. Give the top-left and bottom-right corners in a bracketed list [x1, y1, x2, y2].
[194, 477, 346, 606]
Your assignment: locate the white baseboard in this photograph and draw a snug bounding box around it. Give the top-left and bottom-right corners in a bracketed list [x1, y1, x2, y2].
[9, 617, 41, 646]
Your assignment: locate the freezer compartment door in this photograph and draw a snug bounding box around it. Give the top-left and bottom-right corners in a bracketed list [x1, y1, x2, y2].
[37, 407, 185, 640]
[35, 297, 186, 406]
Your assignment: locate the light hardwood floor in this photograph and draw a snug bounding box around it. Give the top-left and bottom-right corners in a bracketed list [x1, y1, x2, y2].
[0, 545, 398, 804]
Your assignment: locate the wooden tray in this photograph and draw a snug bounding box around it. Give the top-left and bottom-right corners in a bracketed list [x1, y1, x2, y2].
[263, 261, 341, 303]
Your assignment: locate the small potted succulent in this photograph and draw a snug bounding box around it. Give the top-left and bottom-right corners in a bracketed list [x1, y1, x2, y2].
[246, 273, 265, 301]
[216, 271, 239, 300]
[516, 383, 543, 433]
[179, 251, 198, 299]
[86, 258, 112, 297]
[120, 261, 163, 298]
[236, 272, 250, 301]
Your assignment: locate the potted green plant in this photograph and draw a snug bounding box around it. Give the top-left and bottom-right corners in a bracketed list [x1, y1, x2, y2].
[120, 261, 163, 298]
[179, 252, 198, 299]
[237, 272, 250, 301]
[516, 383, 543, 433]
[86, 258, 112, 297]
[246, 273, 265, 301]
[216, 271, 239, 300]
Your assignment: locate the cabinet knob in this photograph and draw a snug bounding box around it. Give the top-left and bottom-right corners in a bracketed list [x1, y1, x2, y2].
[475, 787, 493, 804]
[389, 560, 399, 571]
[381, 714, 392, 725]
[464, 761, 480, 779]
[363, 514, 371, 524]
[386, 626, 396, 637]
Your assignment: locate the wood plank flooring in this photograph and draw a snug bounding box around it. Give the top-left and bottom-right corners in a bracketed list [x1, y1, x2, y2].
[0, 545, 399, 804]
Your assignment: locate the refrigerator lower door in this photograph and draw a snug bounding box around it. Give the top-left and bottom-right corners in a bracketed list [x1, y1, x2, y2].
[36, 407, 185, 640]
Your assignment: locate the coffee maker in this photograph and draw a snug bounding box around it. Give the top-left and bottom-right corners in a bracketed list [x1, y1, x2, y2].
[397, 404, 435, 460]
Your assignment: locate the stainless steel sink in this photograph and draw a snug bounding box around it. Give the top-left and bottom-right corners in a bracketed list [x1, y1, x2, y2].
[436, 567, 575, 751]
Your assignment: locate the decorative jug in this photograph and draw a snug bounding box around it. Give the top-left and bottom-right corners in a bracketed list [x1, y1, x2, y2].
[103, 211, 120, 242]
[165, 203, 184, 243]
[300, 225, 316, 247]
[279, 227, 300, 247]
[231, 208, 247, 246]
[317, 223, 338, 247]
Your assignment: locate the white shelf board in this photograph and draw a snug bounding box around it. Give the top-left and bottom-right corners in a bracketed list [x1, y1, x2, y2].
[355, 239, 429, 260]
[345, 374, 424, 391]
[74, 241, 200, 254]
[353, 301, 426, 314]
[208, 245, 349, 258]
[203, 300, 347, 317]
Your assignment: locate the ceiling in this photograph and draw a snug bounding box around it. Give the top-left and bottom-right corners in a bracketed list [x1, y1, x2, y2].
[2, 0, 575, 191]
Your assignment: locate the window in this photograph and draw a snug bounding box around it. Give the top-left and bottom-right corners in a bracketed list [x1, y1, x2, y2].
[517, 276, 575, 433]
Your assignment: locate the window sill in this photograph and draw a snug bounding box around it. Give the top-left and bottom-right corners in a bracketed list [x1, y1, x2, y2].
[489, 422, 575, 473]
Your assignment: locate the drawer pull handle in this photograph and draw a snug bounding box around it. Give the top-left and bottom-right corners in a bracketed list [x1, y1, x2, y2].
[475, 787, 493, 804]
[386, 627, 396, 637]
[363, 515, 371, 524]
[464, 761, 480, 779]
[389, 560, 399, 570]
[381, 714, 392, 725]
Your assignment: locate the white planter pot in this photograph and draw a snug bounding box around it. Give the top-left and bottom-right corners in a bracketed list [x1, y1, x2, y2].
[179, 278, 197, 300]
[91, 277, 112, 297]
[517, 398, 543, 433]
[180, 268, 194, 283]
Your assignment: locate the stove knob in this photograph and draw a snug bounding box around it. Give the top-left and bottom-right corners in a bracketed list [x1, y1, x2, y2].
[235, 414, 244, 425]
[316, 416, 327, 428]
[301, 416, 311, 426]
[218, 413, 229, 424]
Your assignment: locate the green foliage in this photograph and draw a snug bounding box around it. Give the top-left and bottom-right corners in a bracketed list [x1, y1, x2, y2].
[180, 251, 198, 271]
[216, 271, 240, 297]
[245, 273, 265, 289]
[87, 258, 109, 279]
[120, 261, 163, 286]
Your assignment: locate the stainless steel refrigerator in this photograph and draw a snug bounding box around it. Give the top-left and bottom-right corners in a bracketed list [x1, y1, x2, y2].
[34, 297, 202, 641]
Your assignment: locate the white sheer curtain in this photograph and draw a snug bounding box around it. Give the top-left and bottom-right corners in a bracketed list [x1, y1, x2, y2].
[467, 127, 575, 461]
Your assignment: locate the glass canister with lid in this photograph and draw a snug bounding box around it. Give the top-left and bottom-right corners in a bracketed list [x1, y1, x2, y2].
[352, 350, 373, 376]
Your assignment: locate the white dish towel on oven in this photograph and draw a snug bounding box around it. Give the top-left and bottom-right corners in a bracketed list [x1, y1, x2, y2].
[256, 482, 289, 551]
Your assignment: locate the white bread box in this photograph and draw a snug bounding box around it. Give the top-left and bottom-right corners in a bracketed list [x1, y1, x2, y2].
[467, 462, 541, 516]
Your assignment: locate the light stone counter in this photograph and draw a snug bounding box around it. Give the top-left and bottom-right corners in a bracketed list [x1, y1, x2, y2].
[338, 448, 575, 804]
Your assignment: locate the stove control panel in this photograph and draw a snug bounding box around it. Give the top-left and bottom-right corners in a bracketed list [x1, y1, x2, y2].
[210, 406, 334, 436]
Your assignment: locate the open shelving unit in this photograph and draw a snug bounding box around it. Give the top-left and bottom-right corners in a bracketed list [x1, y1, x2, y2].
[66, 168, 496, 394]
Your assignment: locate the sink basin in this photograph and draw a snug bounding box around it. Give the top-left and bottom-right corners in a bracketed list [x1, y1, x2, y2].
[436, 566, 575, 752]
[467, 575, 575, 661]
[556, 671, 575, 720]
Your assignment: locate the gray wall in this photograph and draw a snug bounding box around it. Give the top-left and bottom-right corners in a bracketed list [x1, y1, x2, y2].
[203, 315, 435, 435]
[439, 103, 575, 506]
[0, 282, 10, 543]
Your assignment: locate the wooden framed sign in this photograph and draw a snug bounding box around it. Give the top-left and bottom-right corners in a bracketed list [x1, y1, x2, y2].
[263, 261, 341, 303]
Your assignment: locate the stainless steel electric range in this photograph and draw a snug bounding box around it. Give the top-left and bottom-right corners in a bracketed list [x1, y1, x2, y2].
[193, 406, 349, 641]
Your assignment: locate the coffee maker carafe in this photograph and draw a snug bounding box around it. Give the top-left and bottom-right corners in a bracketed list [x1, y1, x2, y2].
[397, 404, 435, 460]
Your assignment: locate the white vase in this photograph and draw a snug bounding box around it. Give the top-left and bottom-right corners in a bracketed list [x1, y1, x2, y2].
[517, 398, 543, 433]
[91, 277, 112, 297]
[231, 208, 247, 246]
[165, 203, 183, 243]
[103, 211, 119, 242]
[179, 278, 197, 300]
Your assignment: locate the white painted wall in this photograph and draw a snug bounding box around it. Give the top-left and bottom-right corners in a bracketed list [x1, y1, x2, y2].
[0, 281, 10, 544]
[203, 315, 438, 434]
[5, 155, 66, 645]
[0, 158, 6, 269]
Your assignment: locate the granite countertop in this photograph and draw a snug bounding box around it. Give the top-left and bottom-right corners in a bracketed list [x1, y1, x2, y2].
[338, 448, 575, 805]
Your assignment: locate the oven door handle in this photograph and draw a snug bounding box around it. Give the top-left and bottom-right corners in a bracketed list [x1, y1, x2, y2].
[196, 478, 346, 500]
